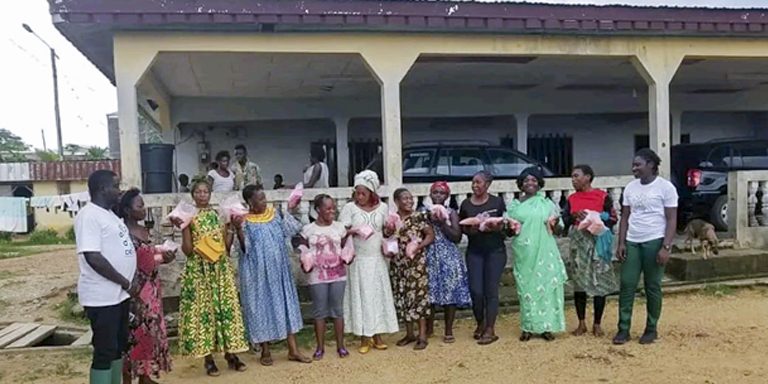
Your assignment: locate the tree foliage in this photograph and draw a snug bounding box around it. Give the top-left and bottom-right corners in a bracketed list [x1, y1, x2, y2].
[0, 128, 30, 163]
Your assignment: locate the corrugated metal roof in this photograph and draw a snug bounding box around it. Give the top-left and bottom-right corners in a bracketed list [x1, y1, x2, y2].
[28, 160, 122, 182]
[0, 163, 32, 183]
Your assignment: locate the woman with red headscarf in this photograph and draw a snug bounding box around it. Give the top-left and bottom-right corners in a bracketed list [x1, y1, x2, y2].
[422, 181, 472, 343]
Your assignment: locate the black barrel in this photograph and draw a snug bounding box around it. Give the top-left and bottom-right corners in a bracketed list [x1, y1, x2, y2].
[140, 144, 175, 193]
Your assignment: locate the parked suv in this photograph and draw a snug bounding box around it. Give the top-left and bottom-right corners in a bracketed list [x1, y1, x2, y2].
[671, 138, 768, 231]
[365, 141, 554, 183]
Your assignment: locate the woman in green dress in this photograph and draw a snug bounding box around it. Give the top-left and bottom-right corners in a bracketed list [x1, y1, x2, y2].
[507, 166, 567, 342]
[171, 179, 249, 377]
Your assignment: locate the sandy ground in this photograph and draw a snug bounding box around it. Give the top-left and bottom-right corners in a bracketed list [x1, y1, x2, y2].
[1, 286, 767, 384]
[0, 246, 80, 325]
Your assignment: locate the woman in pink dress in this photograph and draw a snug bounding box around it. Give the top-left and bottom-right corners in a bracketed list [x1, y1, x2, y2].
[117, 189, 173, 384]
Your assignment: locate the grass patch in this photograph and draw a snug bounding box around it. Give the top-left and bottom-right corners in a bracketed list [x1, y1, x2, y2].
[0, 243, 74, 260]
[700, 284, 735, 297]
[53, 294, 89, 326]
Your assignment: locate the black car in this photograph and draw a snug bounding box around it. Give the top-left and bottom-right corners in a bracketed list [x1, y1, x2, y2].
[671, 138, 768, 231]
[365, 141, 554, 183]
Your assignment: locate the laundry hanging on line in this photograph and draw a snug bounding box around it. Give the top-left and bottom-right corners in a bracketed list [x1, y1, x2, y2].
[0, 197, 29, 233]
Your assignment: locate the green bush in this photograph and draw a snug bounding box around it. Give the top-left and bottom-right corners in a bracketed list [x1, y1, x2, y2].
[65, 226, 76, 242]
[0, 232, 11, 243]
[28, 228, 62, 245]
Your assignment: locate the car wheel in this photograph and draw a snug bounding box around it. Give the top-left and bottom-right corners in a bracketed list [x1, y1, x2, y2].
[709, 195, 729, 232]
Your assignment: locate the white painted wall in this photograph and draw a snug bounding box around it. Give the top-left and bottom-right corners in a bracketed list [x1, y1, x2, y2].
[174, 112, 759, 183]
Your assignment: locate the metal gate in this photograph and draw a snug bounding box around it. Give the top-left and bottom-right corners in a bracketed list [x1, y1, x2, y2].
[348, 139, 382, 185]
[501, 134, 573, 177]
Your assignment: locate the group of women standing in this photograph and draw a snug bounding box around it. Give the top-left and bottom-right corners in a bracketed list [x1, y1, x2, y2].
[115, 148, 675, 381]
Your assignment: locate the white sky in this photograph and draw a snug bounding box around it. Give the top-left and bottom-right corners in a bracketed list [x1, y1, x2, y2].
[0, 0, 764, 151]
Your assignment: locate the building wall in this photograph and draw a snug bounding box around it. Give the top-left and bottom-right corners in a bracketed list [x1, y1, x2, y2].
[173, 112, 759, 184]
[33, 181, 88, 232]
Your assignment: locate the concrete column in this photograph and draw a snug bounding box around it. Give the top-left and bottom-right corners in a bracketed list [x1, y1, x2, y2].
[334, 117, 350, 187]
[113, 35, 157, 189]
[514, 113, 530, 154]
[361, 50, 419, 189]
[632, 53, 684, 178]
[671, 110, 683, 146]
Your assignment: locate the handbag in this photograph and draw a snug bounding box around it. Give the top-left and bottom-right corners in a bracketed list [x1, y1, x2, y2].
[194, 235, 225, 263]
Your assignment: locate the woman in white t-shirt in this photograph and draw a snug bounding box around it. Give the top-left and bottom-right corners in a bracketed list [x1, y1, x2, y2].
[207, 151, 235, 192]
[303, 147, 330, 222]
[614, 148, 678, 346]
[299, 194, 353, 360]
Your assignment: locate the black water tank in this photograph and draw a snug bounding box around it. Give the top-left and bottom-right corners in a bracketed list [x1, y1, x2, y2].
[140, 144, 175, 193]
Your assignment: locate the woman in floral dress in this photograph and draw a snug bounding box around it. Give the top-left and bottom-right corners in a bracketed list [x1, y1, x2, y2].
[390, 188, 435, 350]
[118, 189, 172, 384]
[233, 185, 311, 366]
[171, 180, 248, 377]
[507, 167, 568, 342]
[422, 181, 471, 343]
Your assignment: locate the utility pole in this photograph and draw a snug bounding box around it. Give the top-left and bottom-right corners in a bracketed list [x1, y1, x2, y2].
[23, 23, 63, 158]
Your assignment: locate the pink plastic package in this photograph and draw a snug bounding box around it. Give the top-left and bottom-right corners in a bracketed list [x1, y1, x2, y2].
[340, 238, 355, 264]
[577, 210, 607, 236]
[479, 217, 505, 232]
[507, 218, 522, 234]
[405, 235, 420, 259]
[153, 240, 180, 262]
[298, 244, 314, 273]
[459, 217, 481, 226]
[167, 201, 197, 229]
[288, 183, 304, 209]
[430, 205, 451, 225]
[382, 237, 399, 257]
[219, 196, 248, 221]
[351, 224, 374, 240]
[385, 212, 402, 231]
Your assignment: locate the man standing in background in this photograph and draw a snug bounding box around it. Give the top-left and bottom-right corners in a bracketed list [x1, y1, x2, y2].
[232, 144, 263, 190]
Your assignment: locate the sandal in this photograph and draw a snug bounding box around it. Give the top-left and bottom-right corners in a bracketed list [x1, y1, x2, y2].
[359, 338, 373, 354]
[225, 354, 247, 372]
[372, 340, 388, 350]
[542, 332, 555, 342]
[477, 335, 499, 345]
[288, 354, 313, 364]
[337, 347, 350, 358]
[473, 327, 483, 340]
[313, 349, 324, 361]
[204, 359, 220, 377]
[443, 335, 456, 344]
[413, 339, 428, 351]
[396, 336, 417, 347]
[260, 354, 274, 367]
[519, 332, 532, 342]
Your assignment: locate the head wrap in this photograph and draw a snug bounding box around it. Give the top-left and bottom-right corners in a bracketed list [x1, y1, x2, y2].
[430, 181, 451, 195]
[354, 170, 380, 193]
[516, 166, 546, 190]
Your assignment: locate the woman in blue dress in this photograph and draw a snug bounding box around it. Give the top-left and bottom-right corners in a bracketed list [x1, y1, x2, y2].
[233, 185, 312, 366]
[423, 181, 472, 343]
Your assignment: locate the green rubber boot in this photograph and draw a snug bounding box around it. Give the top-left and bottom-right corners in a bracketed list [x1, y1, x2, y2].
[110, 359, 124, 384]
[90, 369, 111, 384]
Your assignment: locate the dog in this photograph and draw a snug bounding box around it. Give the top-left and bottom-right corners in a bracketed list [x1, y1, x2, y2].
[684, 219, 720, 259]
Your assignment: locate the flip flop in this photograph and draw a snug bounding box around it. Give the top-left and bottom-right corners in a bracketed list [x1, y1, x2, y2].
[443, 335, 456, 344]
[313, 349, 324, 361]
[396, 336, 417, 347]
[477, 335, 499, 345]
[288, 354, 313, 364]
[260, 355, 274, 366]
[413, 339, 428, 351]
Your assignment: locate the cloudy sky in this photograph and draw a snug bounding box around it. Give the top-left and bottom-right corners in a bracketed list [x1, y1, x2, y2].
[1, 0, 764, 151]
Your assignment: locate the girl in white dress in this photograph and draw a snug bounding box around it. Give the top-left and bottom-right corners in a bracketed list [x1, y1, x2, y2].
[340, 170, 399, 354]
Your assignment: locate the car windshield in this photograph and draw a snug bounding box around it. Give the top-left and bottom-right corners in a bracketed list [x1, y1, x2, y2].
[402, 150, 435, 175]
[436, 148, 487, 177]
[487, 148, 536, 177]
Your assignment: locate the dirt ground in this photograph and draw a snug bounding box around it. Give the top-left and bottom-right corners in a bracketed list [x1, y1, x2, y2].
[1, 283, 767, 384]
[0, 246, 81, 326]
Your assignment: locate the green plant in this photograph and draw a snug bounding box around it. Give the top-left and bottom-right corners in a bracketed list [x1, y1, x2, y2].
[65, 226, 76, 242]
[27, 228, 62, 245]
[0, 231, 11, 243]
[701, 284, 735, 297]
[54, 294, 89, 326]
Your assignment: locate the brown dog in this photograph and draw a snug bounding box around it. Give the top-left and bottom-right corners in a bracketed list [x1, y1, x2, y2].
[684, 219, 720, 259]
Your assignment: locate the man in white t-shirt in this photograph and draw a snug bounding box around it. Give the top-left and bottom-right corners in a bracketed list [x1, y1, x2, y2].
[75, 170, 138, 384]
[614, 149, 678, 346]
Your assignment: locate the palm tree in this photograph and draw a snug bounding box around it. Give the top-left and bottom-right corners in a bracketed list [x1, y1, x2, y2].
[35, 149, 61, 161]
[85, 146, 109, 160]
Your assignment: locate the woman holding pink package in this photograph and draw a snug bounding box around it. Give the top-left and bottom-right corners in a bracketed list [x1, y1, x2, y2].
[562, 165, 618, 337]
[421, 181, 472, 344]
[298, 194, 353, 360]
[116, 189, 173, 384]
[339, 170, 399, 354]
[388, 188, 435, 350]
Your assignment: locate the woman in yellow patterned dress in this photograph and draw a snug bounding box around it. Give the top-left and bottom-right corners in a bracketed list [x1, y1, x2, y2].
[171, 179, 249, 377]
